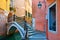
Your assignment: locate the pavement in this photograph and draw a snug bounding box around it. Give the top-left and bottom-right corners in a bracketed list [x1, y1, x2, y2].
[28, 31, 47, 40]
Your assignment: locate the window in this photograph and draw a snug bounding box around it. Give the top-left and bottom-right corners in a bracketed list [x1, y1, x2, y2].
[25, 11, 27, 17]
[48, 2, 56, 32]
[28, 12, 30, 17]
[25, 11, 32, 18]
[10, 0, 14, 11]
[10, 0, 14, 7]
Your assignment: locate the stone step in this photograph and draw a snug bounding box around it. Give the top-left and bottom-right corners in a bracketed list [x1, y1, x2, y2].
[28, 31, 39, 37]
[28, 28, 31, 31]
[29, 33, 46, 38]
[28, 31, 38, 34]
[26, 23, 47, 40]
[29, 38, 47, 40]
[28, 28, 34, 31]
[28, 33, 37, 36]
[28, 31, 34, 33]
[28, 31, 47, 40]
[29, 36, 47, 40]
[28, 27, 38, 37]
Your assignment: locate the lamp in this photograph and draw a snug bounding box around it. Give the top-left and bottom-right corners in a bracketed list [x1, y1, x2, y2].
[38, 1, 42, 8]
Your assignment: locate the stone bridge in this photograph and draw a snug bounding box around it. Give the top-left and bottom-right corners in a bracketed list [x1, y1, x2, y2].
[7, 22, 25, 39]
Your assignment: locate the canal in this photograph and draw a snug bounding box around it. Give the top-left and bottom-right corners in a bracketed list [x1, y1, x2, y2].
[6, 32, 21, 40]
[0, 32, 22, 40]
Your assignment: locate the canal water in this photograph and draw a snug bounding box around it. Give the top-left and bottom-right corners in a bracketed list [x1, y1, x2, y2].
[0, 33, 21, 40]
[6, 32, 21, 40]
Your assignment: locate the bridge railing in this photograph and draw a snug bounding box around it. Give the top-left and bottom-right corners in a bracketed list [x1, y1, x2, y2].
[8, 14, 32, 27]
[7, 14, 32, 39]
[25, 16, 32, 26]
[8, 14, 25, 28]
[15, 16, 24, 28]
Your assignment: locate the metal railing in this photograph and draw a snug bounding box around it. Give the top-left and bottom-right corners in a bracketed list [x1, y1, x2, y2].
[8, 15, 25, 27]
[8, 14, 33, 40]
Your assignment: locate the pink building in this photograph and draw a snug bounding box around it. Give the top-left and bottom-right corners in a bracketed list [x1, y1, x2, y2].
[32, 0, 60, 40]
[32, 0, 46, 31]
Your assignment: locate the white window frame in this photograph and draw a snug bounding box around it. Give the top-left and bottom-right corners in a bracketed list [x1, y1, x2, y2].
[48, 1, 57, 33]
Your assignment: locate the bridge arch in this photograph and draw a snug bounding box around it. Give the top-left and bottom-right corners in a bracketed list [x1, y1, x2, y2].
[7, 22, 25, 39]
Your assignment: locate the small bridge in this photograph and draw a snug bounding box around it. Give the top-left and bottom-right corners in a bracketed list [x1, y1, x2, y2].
[7, 22, 25, 39]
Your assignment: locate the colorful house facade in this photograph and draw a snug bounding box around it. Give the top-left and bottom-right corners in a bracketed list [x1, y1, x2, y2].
[32, 0, 46, 31]
[47, 0, 60, 40]
[13, 0, 32, 25]
[32, 0, 60, 40]
[0, 0, 10, 36]
[0, 0, 60, 40]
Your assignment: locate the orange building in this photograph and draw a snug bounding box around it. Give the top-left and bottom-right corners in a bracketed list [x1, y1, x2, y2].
[32, 0, 60, 40]
[32, 0, 46, 31]
[47, 0, 60, 40]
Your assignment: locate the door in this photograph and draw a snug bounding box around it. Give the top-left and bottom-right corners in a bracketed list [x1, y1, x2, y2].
[32, 18, 35, 29]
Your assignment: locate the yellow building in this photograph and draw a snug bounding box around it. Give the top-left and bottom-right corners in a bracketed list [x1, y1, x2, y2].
[14, 0, 32, 25]
[0, 0, 10, 11]
[25, 0, 32, 25]
[14, 0, 25, 17]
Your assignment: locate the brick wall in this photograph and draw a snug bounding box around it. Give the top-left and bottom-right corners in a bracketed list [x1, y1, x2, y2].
[32, 0, 46, 31]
